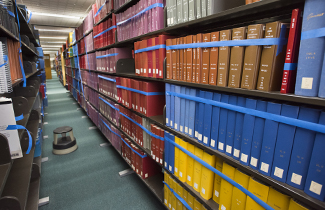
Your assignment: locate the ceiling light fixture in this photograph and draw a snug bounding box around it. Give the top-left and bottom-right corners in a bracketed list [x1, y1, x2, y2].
[33, 12, 82, 19]
[41, 41, 66, 43]
[36, 29, 73, 32]
[41, 45, 63, 48]
[40, 36, 67, 39]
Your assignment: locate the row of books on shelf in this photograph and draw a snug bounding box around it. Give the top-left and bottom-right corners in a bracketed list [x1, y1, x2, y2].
[93, 14, 116, 49]
[134, 35, 170, 79]
[75, 10, 93, 41]
[81, 70, 98, 90]
[115, 0, 165, 42]
[78, 33, 94, 54]
[95, 48, 132, 73]
[166, 0, 244, 27]
[166, 83, 325, 201]
[93, 0, 114, 25]
[78, 53, 96, 70]
[0, 3, 19, 38]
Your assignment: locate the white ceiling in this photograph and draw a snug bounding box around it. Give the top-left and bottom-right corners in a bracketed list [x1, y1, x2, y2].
[16, 0, 95, 52]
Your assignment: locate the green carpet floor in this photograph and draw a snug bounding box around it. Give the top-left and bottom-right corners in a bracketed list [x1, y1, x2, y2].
[39, 71, 165, 210]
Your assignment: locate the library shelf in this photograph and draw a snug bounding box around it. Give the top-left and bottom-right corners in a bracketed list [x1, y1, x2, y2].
[94, 11, 113, 26]
[68, 92, 167, 209]
[0, 25, 19, 41]
[113, 0, 140, 14]
[25, 156, 42, 210]
[21, 42, 38, 56]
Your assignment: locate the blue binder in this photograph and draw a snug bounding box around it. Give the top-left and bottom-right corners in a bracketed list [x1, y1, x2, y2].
[240, 99, 257, 165]
[287, 107, 320, 189]
[164, 131, 170, 170]
[249, 100, 267, 170]
[188, 88, 197, 138]
[170, 85, 175, 128]
[233, 97, 245, 160]
[258, 102, 281, 176]
[168, 132, 175, 173]
[174, 86, 181, 131]
[203, 92, 213, 147]
[304, 112, 325, 201]
[185, 88, 190, 135]
[295, 0, 325, 97]
[165, 84, 171, 127]
[180, 87, 186, 133]
[210, 93, 222, 150]
[194, 90, 200, 140]
[197, 91, 206, 143]
[217, 94, 229, 152]
[225, 95, 237, 156]
[271, 104, 299, 183]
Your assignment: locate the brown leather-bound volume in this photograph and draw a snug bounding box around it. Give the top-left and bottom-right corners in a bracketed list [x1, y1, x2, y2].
[241, 24, 265, 89]
[186, 35, 193, 82]
[246, 0, 253, 4]
[183, 37, 187, 81]
[166, 39, 172, 79]
[209, 31, 220, 85]
[196, 34, 203, 83]
[257, 22, 289, 91]
[192, 35, 197, 83]
[179, 37, 184, 82]
[228, 27, 247, 88]
[217, 30, 232, 87]
[172, 38, 177, 80]
[176, 38, 180, 80]
[201, 33, 211, 84]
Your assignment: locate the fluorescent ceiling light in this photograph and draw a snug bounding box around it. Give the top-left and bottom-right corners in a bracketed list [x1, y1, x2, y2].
[41, 41, 66, 44]
[40, 36, 67, 39]
[33, 12, 82, 19]
[41, 45, 62, 48]
[36, 29, 73, 32]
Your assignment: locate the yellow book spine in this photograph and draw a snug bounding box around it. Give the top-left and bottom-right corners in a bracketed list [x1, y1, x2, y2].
[182, 189, 188, 210]
[230, 169, 250, 210]
[213, 157, 223, 204]
[175, 137, 180, 178]
[168, 175, 173, 210]
[194, 199, 202, 210]
[200, 152, 216, 200]
[193, 147, 204, 192]
[164, 171, 169, 207]
[219, 163, 236, 210]
[176, 182, 184, 210]
[288, 199, 309, 210]
[179, 138, 188, 182]
[172, 179, 177, 210]
[267, 188, 290, 210]
[245, 177, 270, 210]
[186, 143, 195, 187]
[187, 192, 194, 209]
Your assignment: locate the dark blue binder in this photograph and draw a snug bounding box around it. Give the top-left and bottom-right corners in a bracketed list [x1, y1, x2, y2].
[174, 86, 181, 131]
[188, 88, 197, 138]
[233, 97, 245, 160]
[185, 87, 190, 135]
[164, 130, 170, 170]
[209, 93, 221, 150]
[180, 87, 186, 133]
[225, 95, 237, 156]
[165, 83, 171, 127]
[170, 85, 175, 128]
[217, 94, 229, 153]
[203, 91, 213, 147]
[197, 91, 206, 143]
[168, 132, 175, 173]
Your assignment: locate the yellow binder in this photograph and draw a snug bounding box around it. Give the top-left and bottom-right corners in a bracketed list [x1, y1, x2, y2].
[172, 179, 177, 210]
[187, 192, 194, 209]
[178, 138, 188, 182]
[288, 199, 309, 210]
[186, 143, 195, 187]
[168, 175, 173, 210]
[200, 152, 216, 200]
[193, 147, 204, 192]
[245, 177, 270, 210]
[213, 157, 223, 204]
[267, 187, 290, 210]
[194, 199, 202, 210]
[219, 162, 236, 210]
[230, 169, 250, 210]
[175, 137, 180, 178]
[182, 188, 188, 210]
[164, 171, 169, 207]
[176, 182, 184, 210]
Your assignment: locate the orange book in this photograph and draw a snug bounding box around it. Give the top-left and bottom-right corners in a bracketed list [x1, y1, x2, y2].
[166, 39, 172, 79]
[201, 33, 211, 84]
[186, 35, 193, 82]
[192, 35, 197, 83]
[179, 37, 184, 82]
[176, 38, 180, 80]
[196, 34, 203, 83]
[152, 38, 157, 78]
[172, 38, 177, 80]
[183, 37, 187, 81]
[209, 32, 220, 85]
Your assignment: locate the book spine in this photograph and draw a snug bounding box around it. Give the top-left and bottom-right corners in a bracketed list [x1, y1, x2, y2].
[197, 90, 205, 143]
[174, 85, 181, 131]
[180, 87, 186, 133]
[202, 91, 213, 146]
[186, 35, 193, 82]
[217, 94, 229, 153]
[192, 35, 197, 83]
[217, 30, 231, 87]
[209, 32, 219, 85]
[232, 97, 245, 160]
[225, 95, 237, 156]
[201, 33, 211, 84]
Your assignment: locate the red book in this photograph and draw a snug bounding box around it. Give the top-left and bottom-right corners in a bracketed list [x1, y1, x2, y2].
[134, 41, 140, 75]
[150, 124, 156, 159]
[138, 116, 143, 147]
[127, 78, 132, 108]
[142, 40, 148, 77]
[142, 82, 165, 117]
[280, 8, 302, 94]
[155, 126, 160, 163]
[103, 20, 108, 47]
[139, 81, 144, 114]
[106, 19, 111, 46]
[159, 128, 164, 165]
[131, 143, 137, 171]
[131, 79, 136, 110]
[152, 38, 157, 78]
[99, 23, 103, 48]
[134, 80, 140, 113]
[112, 13, 116, 44]
[155, 37, 160, 78]
[147, 38, 153, 78]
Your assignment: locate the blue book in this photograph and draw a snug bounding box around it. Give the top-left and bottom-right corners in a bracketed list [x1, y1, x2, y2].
[304, 112, 325, 201]
[180, 87, 186, 133]
[287, 107, 320, 189]
[165, 84, 171, 127]
[203, 92, 213, 147]
[233, 97, 245, 160]
[174, 86, 181, 131]
[240, 99, 257, 165]
[197, 91, 206, 143]
[249, 100, 267, 169]
[225, 95, 237, 156]
[164, 131, 170, 170]
[194, 90, 200, 140]
[295, 0, 325, 97]
[271, 104, 299, 182]
[185, 88, 190, 135]
[258, 102, 281, 176]
[188, 88, 196, 138]
[170, 85, 175, 128]
[168, 132, 175, 174]
[217, 94, 229, 152]
[209, 93, 221, 150]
